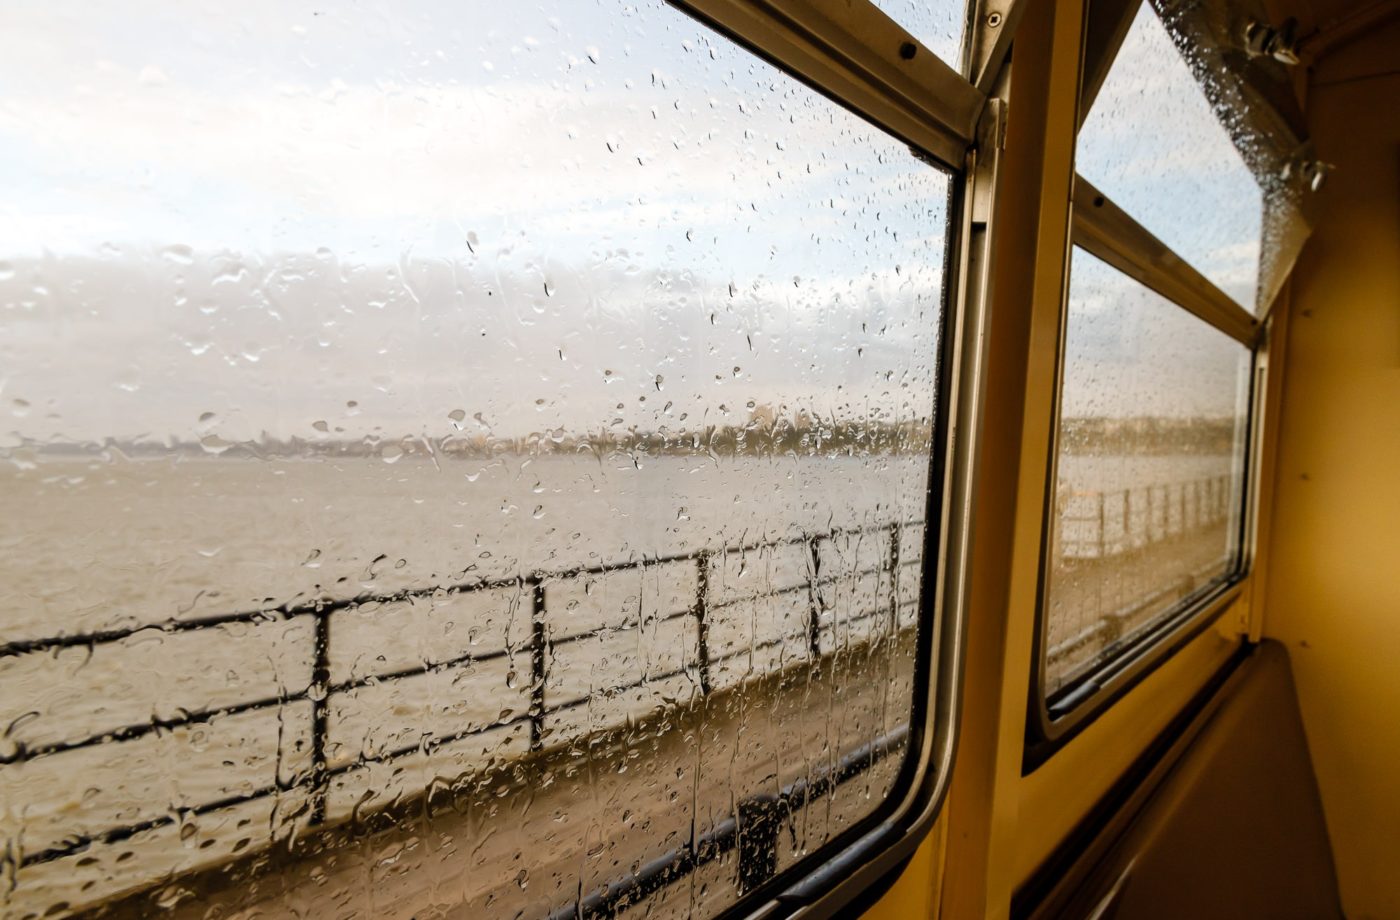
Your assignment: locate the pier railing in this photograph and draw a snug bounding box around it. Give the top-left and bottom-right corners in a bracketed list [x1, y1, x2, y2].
[1055, 473, 1235, 560]
[1045, 472, 1242, 694]
[0, 519, 924, 913]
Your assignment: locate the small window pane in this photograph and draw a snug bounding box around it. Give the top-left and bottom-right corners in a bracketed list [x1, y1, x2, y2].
[871, 0, 968, 71]
[0, 2, 949, 918]
[1078, 3, 1263, 307]
[1044, 249, 1249, 697]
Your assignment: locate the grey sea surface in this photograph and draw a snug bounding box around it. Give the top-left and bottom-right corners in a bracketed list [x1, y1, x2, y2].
[1, 452, 931, 640]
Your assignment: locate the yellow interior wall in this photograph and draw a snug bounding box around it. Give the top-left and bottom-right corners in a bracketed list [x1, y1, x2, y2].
[1010, 613, 1244, 885]
[862, 825, 943, 918]
[1263, 20, 1400, 920]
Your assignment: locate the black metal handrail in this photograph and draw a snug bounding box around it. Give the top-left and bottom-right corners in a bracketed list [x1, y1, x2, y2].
[3, 518, 924, 874]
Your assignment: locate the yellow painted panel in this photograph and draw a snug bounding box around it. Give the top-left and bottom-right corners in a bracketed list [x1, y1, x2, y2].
[1263, 19, 1400, 920]
[937, 0, 1086, 916]
[863, 826, 941, 919]
[1013, 612, 1241, 884]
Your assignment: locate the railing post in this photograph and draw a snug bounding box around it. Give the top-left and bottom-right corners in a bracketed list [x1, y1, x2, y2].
[887, 522, 901, 633]
[1097, 491, 1107, 558]
[1054, 488, 1067, 559]
[1177, 482, 1185, 535]
[736, 795, 783, 894]
[1122, 488, 1130, 552]
[527, 576, 547, 753]
[1126, 487, 1136, 548]
[694, 552, 713, 695]
[806, 537, 823, 658]
[308, 607, 332, 825]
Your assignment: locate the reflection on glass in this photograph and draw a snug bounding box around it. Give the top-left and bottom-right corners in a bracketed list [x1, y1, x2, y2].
[1078, 3, 1263, 307]
[0, 2, 949, 918]
[870, 0, 967, 71]
[1045, 249, 1249, 696]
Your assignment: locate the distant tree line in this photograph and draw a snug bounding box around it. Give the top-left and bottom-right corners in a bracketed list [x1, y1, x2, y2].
[27, 407, 934, 461]
[1058, 416, 1239, 455]
[28, 413, 1238, 461]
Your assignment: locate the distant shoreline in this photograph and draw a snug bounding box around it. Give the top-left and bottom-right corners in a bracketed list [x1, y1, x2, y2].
[9, 415, 1236, 462]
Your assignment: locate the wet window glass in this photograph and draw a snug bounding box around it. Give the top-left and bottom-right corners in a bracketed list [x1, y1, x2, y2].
[870, 0, 967, 70]
[1044, 249, 1249, 697]
[1077, 3, 1263, 307]
[0, 2, 950, 918]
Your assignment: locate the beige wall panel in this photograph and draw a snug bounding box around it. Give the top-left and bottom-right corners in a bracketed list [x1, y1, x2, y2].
[1264, 19, 1400, 920]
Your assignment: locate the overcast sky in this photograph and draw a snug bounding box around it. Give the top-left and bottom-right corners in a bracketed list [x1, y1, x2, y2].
[0, 0, 1253, 449]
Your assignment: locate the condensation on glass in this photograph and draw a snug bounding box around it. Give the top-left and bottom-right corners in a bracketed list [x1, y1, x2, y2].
[1077, 3, 1264, 308]
[869, 0, 967, 71]
[0, 2, 951, 918]
[1044, 249, 1249, 697]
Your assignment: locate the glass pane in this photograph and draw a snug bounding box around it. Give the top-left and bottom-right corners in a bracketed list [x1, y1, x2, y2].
[871, 0, 967, 71]
[1044, 249, 1249, 697]
[1078, 2, 1263, 307]
[0, 2, 950, 918]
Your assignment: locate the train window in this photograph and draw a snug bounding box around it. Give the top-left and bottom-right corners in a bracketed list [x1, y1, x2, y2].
[1077, 2, 1263, 307]
[0, 2, 959, 918]
[1042, 249, 1250, 699]
[1025, 0, 1275, 747]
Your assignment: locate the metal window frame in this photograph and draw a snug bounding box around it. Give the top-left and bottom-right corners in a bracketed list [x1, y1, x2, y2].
[1025, 248, 1259, 762]
[749, 131, 995, 920]
[966, 0, 1030, 94]
[672, 0, 985, 171]
[1072, 179, 1261, 347]
[1024, 0, 1276, 760]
